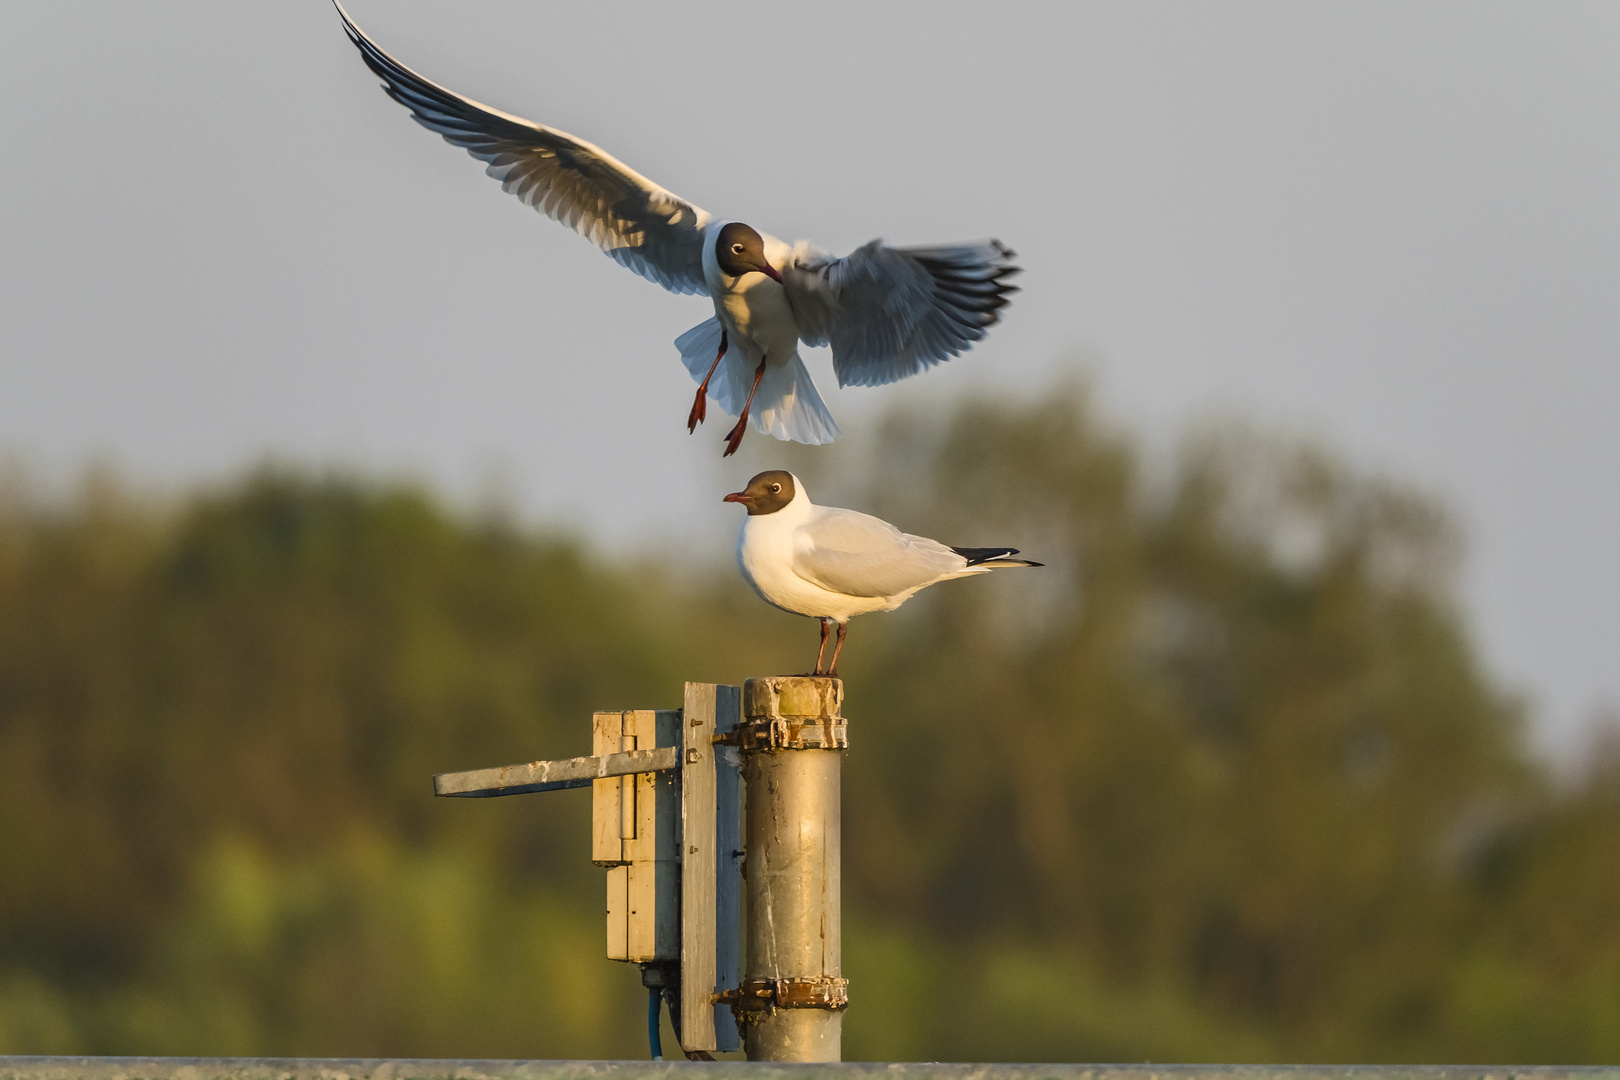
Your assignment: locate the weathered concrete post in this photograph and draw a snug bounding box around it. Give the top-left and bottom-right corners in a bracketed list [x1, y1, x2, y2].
[735, 676, 848, 1061]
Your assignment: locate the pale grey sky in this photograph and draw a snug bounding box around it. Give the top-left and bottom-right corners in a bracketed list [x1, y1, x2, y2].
[1, 2, 1616, 752]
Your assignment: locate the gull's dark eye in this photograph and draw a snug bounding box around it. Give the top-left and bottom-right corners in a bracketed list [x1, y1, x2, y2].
[769, 483, 781, 493]
[732, 243, 745, 254]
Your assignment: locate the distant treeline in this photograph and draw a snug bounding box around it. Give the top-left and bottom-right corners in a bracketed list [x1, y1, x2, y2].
[1, 384, 1615, 1062]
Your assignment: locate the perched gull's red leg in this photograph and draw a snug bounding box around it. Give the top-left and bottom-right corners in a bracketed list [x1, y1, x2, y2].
[722, 356, 768, 457]
[687, 330, 727, 433]
[812, 617, 831, 675]
[827, 621, 848, 677]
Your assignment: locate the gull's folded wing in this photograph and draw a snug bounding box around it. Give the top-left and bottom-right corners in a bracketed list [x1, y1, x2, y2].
[793, 508, 964, 598]
[335, 1, 712, 296]
[783, 240, 1020, 388]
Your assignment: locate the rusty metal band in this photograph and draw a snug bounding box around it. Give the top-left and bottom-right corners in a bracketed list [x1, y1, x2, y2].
[721, 717, 848, 751]
[717, 976, 849, 1012]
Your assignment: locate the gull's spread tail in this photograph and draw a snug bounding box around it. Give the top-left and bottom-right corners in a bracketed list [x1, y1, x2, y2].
[675, 318, 840, 446]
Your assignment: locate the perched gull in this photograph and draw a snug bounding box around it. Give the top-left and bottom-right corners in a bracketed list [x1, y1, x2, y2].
[724, 471, 1041, 675]
[334, 3, 1020, 456]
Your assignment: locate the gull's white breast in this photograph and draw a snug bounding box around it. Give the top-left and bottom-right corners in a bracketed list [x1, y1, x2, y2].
[702, 223, 802, 367]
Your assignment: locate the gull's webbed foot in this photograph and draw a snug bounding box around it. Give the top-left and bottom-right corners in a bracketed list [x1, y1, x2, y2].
[722, 417, 748, 457]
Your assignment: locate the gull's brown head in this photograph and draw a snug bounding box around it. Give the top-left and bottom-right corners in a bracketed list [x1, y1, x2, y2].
[715, 223, 783, 284]
[723, 470, 796, 516]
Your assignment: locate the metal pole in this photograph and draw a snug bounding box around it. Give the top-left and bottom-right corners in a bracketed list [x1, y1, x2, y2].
[737, 676, 848, 1062]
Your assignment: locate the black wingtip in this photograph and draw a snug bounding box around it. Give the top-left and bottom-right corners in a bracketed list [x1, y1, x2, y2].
[332, 0, 362, 42]
[951, 545, 1020, 565]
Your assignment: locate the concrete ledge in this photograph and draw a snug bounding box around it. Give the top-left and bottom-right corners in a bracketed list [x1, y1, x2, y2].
[2, 1061, 1617, 1080]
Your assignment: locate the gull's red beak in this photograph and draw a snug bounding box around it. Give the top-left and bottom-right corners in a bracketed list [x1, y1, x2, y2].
[723, 491, 752, 504]
[757, 263, 783, 285]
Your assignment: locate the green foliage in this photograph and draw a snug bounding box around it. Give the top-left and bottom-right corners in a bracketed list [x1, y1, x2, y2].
[0, 387, 1613, 1062]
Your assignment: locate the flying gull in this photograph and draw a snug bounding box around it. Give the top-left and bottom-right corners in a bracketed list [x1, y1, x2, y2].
[724, 471, 1041, 675]
[334, 3, 1020, 455]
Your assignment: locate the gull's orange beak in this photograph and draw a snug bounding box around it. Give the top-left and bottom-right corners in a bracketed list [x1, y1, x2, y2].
[723, 491, 752, 504]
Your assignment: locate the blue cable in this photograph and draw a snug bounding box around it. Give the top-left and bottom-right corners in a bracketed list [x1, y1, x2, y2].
[647, 985, 664, 1060]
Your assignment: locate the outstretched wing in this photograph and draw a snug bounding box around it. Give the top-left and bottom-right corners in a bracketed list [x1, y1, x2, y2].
[783, 240, 1020, 388]
[335, 1, 712, 296]
[793, 508, 965, 598]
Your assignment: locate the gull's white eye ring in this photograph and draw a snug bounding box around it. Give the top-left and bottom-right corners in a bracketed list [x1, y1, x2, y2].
[769, 483, 781, 493]
[732, 243, 745, 254]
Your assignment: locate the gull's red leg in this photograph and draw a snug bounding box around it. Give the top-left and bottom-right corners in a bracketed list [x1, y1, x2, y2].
[722, 356, 768, 457]
[687, 330, 727, 433]
[827, 621, 848, 677]
[813, 618, 831, 675]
